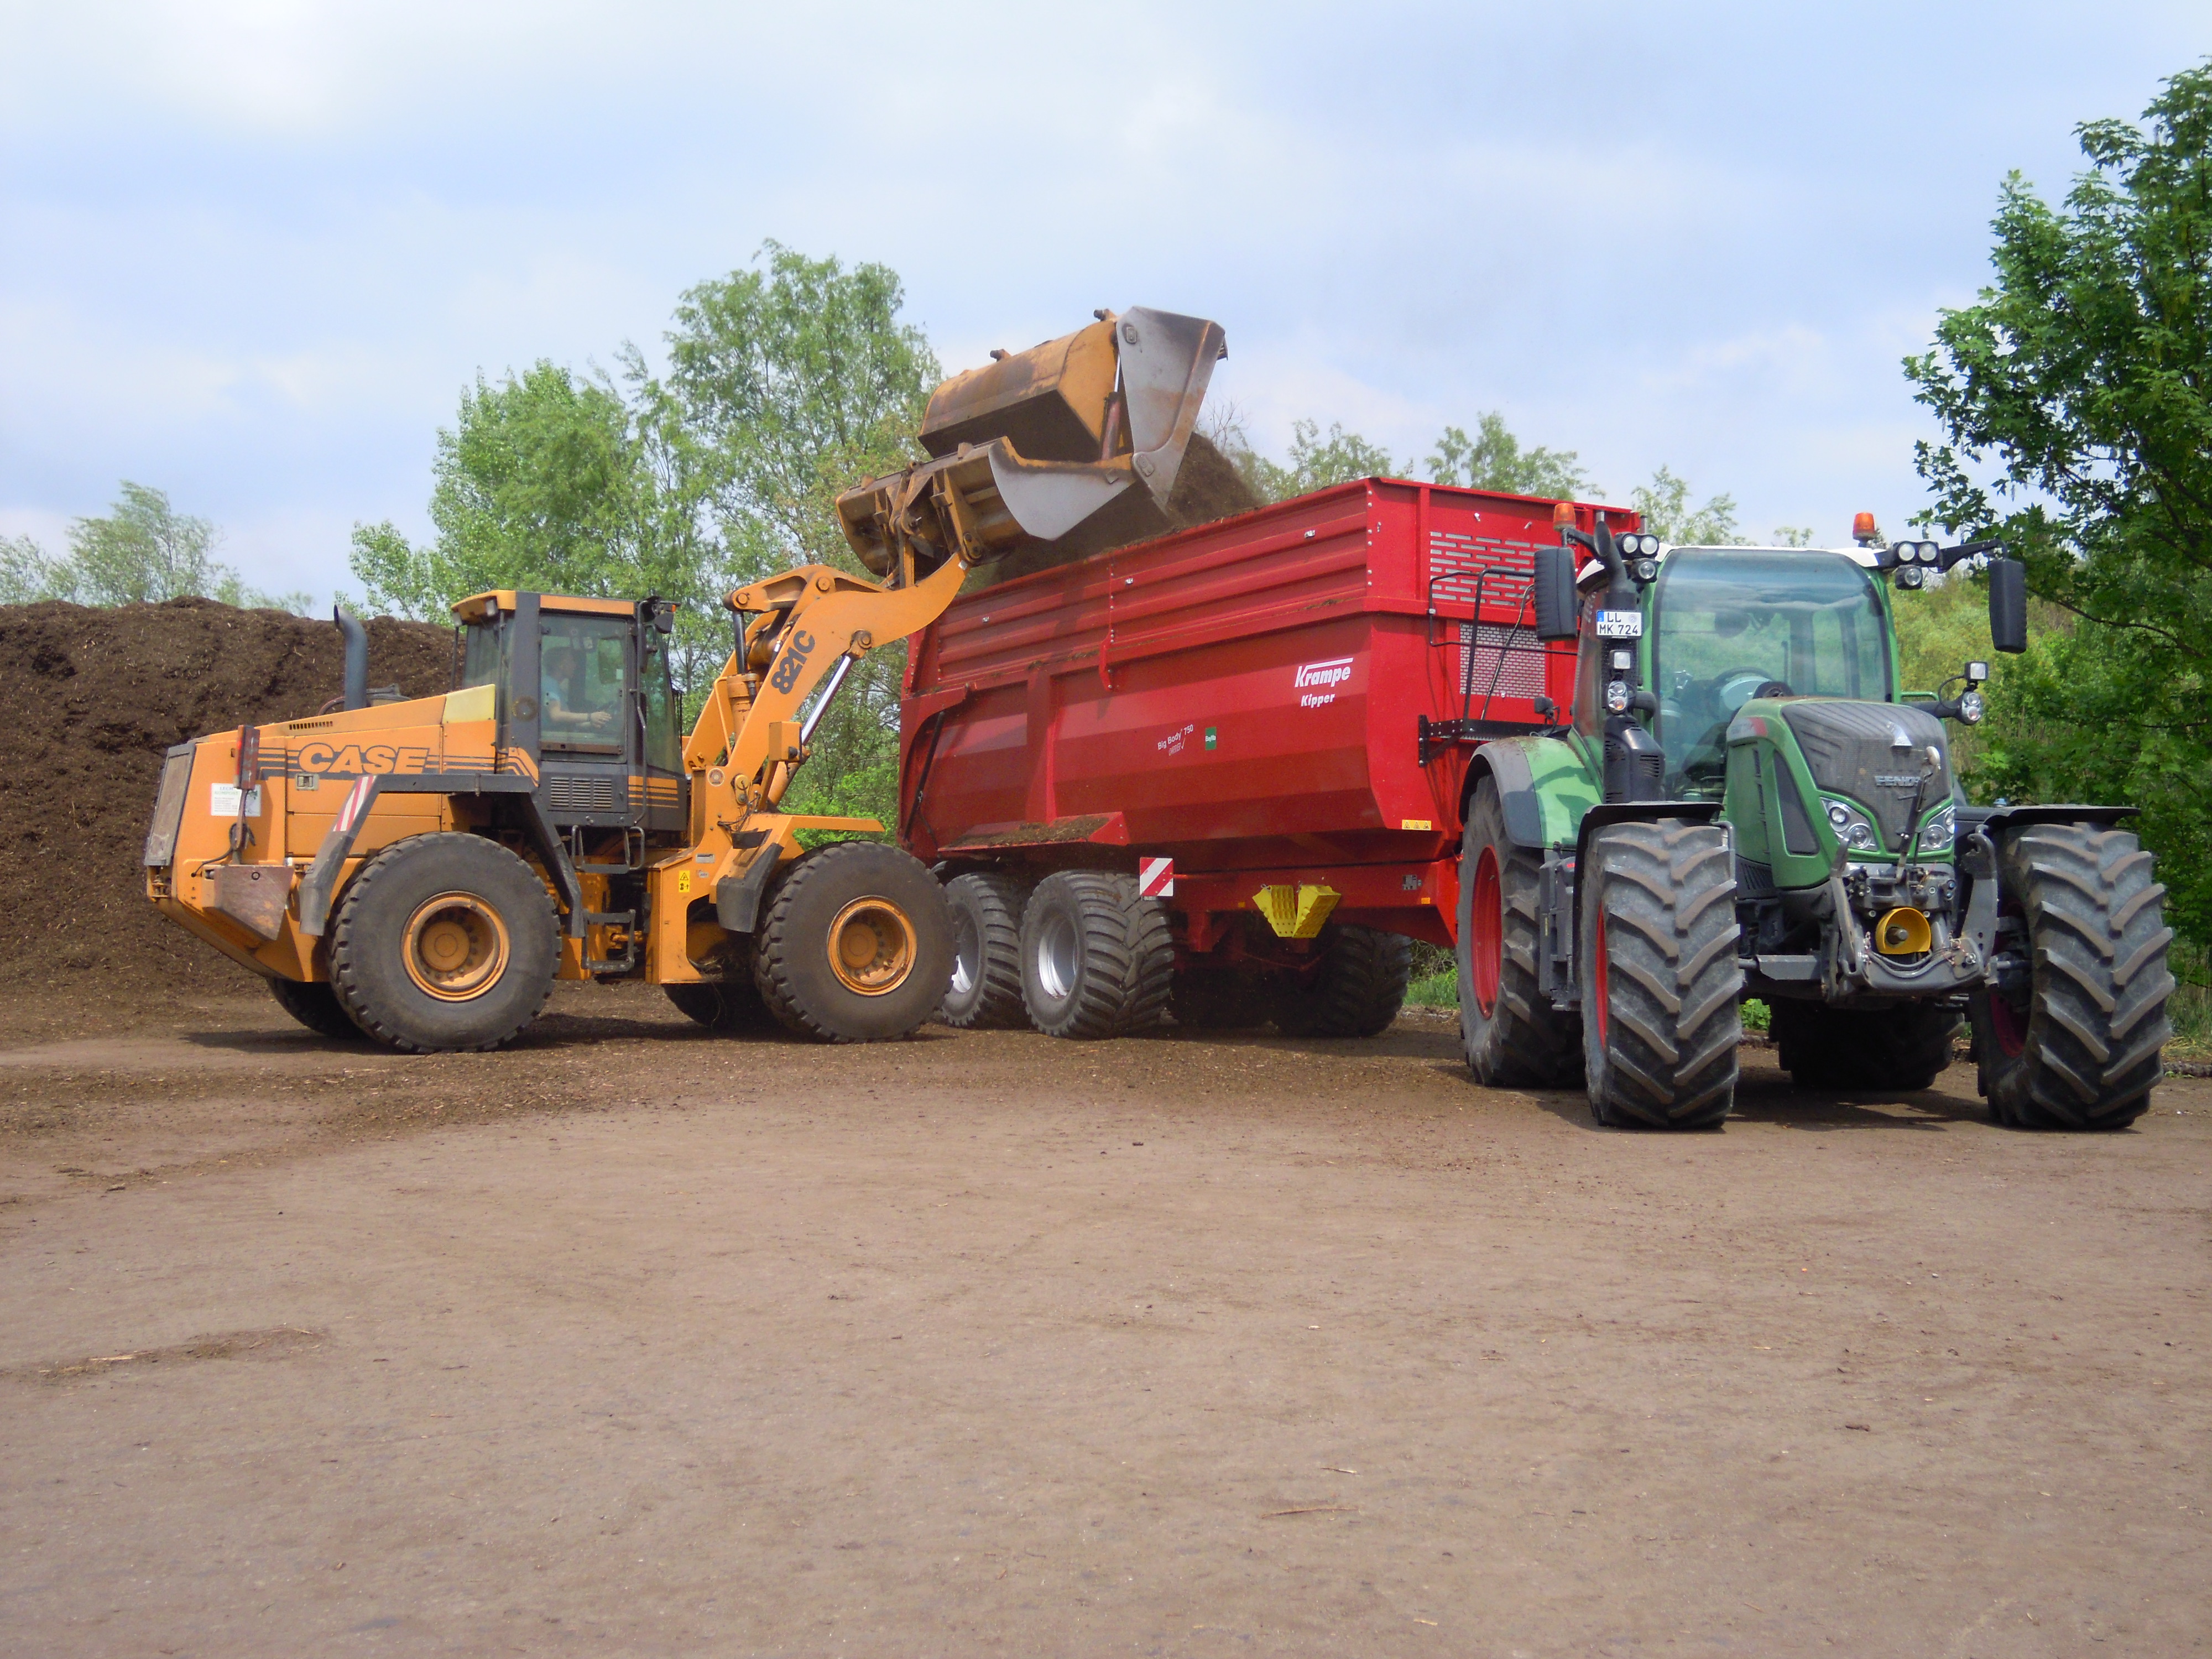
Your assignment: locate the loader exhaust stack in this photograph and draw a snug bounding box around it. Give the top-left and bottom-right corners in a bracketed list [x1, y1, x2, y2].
[836, 306, 1227, 580]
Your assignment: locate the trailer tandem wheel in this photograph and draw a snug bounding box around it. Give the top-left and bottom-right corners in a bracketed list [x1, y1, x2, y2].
[1578, 820, 1741, 1128]
[1968, 823, 2173, 1130]
[1269, 925, 1412, 1040]
[752, 842, 953, 1044]
[328, 832, 561, 1053]
[1019, 871, 1173, 1040]
[940, 871, 1032, 1029]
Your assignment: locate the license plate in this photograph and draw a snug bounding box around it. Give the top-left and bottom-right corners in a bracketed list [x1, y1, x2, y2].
[1597, 611, 1644, 639]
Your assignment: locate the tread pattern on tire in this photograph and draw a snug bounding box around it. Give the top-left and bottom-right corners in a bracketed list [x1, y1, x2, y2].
[269, 975, 361, 1040]
[1582, 820, 1741, 1129]
[1271, 925, 1412, 1039]
[1117, 884, 1175, 1035]
[329, 832, 559, 1053]
[1459, 779, 1581, 1086]
[1971, 825, 2172, 1130]
[751, 841, 952, 1045]
[1020, 870, 1170, 1040]
[1770, 1000, 1958, 1093]
[940, 870, 1031, 1030]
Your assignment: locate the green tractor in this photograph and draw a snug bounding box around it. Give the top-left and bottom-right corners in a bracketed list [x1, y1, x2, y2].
[1457, 519, 2174, 1130]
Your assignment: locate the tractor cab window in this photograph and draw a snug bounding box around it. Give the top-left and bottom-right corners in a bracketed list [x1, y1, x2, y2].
[1652, 548, 1890, 793]
[540, 615, 630, 752]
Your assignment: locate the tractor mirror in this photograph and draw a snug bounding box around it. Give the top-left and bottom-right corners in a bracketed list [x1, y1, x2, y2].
[1533, 544, 1579, 641]
[1987, 557, 2028, 654]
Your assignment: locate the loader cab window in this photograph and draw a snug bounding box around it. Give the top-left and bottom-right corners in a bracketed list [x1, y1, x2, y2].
[460, 620, 506, 691]
[540, 615, 630, 753]
[641, 624, 681, 773]
[1652, 547, 1890, 793]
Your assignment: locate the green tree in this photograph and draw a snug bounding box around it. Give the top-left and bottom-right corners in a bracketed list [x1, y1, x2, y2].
[1905, 61, 2212, 954]
[1630, 465, 1741, 545]
[1, 483, 309, 612]
[1426, 412, 1590, 499]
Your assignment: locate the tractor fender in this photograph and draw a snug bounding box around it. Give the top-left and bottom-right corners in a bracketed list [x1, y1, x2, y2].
[1465, 736, 1599, 851]
[1963, 803, 2138, 836]
[1573, 801, 1725, 873]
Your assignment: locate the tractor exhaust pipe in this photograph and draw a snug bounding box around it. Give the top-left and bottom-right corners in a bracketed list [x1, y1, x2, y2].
[335, 606, 368, 711]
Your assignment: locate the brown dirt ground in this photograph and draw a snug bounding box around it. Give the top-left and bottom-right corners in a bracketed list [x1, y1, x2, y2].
[2, 984, 2205, 1656]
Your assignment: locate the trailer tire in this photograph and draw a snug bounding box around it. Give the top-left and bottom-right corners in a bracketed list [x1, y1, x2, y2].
[1770, 1000, 1957, 1093]
[1019, 871, 1170, 1040]
[1579, 820, 1741, 1129]
[1968, 825, 2173, 1130]
[329, 832, 560, 1053]
[1171, 968, 1271, 1031]
[1270, 925, 1411, 1040]
[752, 842, 953, 1044]
[269, 976, 362, 1041]
[940, 870, 1032, 1030]
[664, 978, 778, 1034]
[1459, 778, 1582, 1087]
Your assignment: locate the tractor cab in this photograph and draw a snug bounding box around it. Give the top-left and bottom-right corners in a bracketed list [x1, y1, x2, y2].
[451, 591, 687, 841]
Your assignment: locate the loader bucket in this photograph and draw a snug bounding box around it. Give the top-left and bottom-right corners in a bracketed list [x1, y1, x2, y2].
[839, 306, 1226, 578]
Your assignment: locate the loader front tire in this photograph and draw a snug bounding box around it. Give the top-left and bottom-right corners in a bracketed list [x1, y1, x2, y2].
[752, 842, 953, 1044]
[1579, 820, 1741, 1129]
[328, 833, 560, 1053]
[1770, 1000, 1957, 1093]
[1459, 778, 1582, 1087]
[1969, 824, 2173, 1130]
[1270, 925, 1411, 1040]
[1019, 871, 1173, 1040]
[269, 975, 361, 1041]
[939, 870, 1031, 1029]
[664, 978, 776, 1033]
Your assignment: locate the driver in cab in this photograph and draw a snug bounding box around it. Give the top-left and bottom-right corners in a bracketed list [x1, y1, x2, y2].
[542, 643, 615, 733]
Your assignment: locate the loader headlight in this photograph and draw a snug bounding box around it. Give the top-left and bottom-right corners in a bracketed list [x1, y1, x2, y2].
[1823, 794, 1883, 856]
[1958, 689, 1985, 724]
[1917, 802, 1957, 853]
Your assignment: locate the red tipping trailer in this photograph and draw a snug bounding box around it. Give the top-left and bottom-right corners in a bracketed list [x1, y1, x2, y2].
[899, 476, 1636, 1037]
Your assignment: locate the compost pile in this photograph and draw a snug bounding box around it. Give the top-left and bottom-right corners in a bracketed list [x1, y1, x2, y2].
[0, 599, 450, 1003]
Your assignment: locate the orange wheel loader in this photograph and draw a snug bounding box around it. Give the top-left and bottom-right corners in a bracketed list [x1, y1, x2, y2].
[142, 306, 1226, 1051]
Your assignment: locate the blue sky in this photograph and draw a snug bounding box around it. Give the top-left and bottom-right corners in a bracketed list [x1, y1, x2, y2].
[3, 2, 2206, 605]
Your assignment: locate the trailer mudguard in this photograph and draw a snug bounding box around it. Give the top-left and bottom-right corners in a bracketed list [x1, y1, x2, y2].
[1467, 736, 1601, 850]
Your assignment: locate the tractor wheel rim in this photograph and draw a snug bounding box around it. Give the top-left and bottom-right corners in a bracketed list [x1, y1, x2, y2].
[827, 897, 916, 997]
[402, 891, 510, 1001]
[1593, 910, 1610, 1047]
[1989, 987, 2028, 1058]
[1036, 911, 1079, 1001]
[1469, 847, 1504, 1018]
[948, 910, 979, 998]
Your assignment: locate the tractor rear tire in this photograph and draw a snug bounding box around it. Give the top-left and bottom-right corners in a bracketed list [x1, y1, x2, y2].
[270, 976, 361, 1041]
[1579, 820, 1741, 1129]
[664, 978, 778, 1033]
[328, 832, 560, 1053]
[1171, 967, 1272, 1031]
[1770, 1000, 1959, 1093]
[940, 870, 1031, 1029]
[752, 842, 953, 1044]
[1459, 778, 1582, 1087]
[1019, 871, 1173, 1040]
[1969, 824, 2173, 1130]
[1270, 925, 1412, 1039]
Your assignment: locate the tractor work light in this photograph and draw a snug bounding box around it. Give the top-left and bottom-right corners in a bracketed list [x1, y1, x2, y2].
[1966, 660, 1989, 684]
[1634, 557, 1657, 581]
[1896, 566, 1925, 589]
[1604, 680, 1631, 713]
[1609, 648, 1633, 671]
[1958, 690, 1986, 724]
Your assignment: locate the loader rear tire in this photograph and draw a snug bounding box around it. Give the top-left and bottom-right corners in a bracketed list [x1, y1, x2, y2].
[1019, 871, 1173, 1040]
[940, 870, 1031, 1030]
[1770, 1000, 1957, 1093]
[269, 976, 361, 1041]
[328, 832, 560, 1053]
[1270, 925, 1412, 1039]
[1579, 820, 1741, 1129]
[751, 842, 952, 1044]
[664, 978, 777, 1033]
[1171, 968, 1271, 1031]
[1459, 778, 1582, 1087]
[1969, 824, 2173, 1130]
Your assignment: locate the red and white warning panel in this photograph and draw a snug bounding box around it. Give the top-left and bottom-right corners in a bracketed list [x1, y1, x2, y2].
[1139, 857, 1174, 899]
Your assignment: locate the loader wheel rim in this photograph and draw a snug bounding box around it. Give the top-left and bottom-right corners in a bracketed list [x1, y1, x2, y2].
[401, 892, 510, 1002]
[827, 897, 917, 997]
[1035, 911, 1080, 1002]
[1593, 911, 1610, 1047]
[1469, 847, 1503, 1018]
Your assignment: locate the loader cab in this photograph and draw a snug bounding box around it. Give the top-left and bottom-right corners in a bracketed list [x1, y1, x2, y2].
[452, 591, 686, 842]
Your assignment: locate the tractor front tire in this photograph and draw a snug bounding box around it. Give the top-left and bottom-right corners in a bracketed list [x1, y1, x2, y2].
[940, 870, 1031, 1030]
[1270, 925, 1411, 1040]
[1459, 778, 1582, 1087]
[1579, 820, 1741, 1129]
[1969, 824, 2173, 1130]
[328, 832, 560, 1053]
[664, 978, 778, 1034]
[1019, 871, 1174, 1040]
[1770, 1000, 1958, 1093]
[270, 975, 361, 1041]
[752, 842, 953, 1044]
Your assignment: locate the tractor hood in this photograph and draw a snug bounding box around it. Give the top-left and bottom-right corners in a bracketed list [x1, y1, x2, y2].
[1777, 699, 1951, 849]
